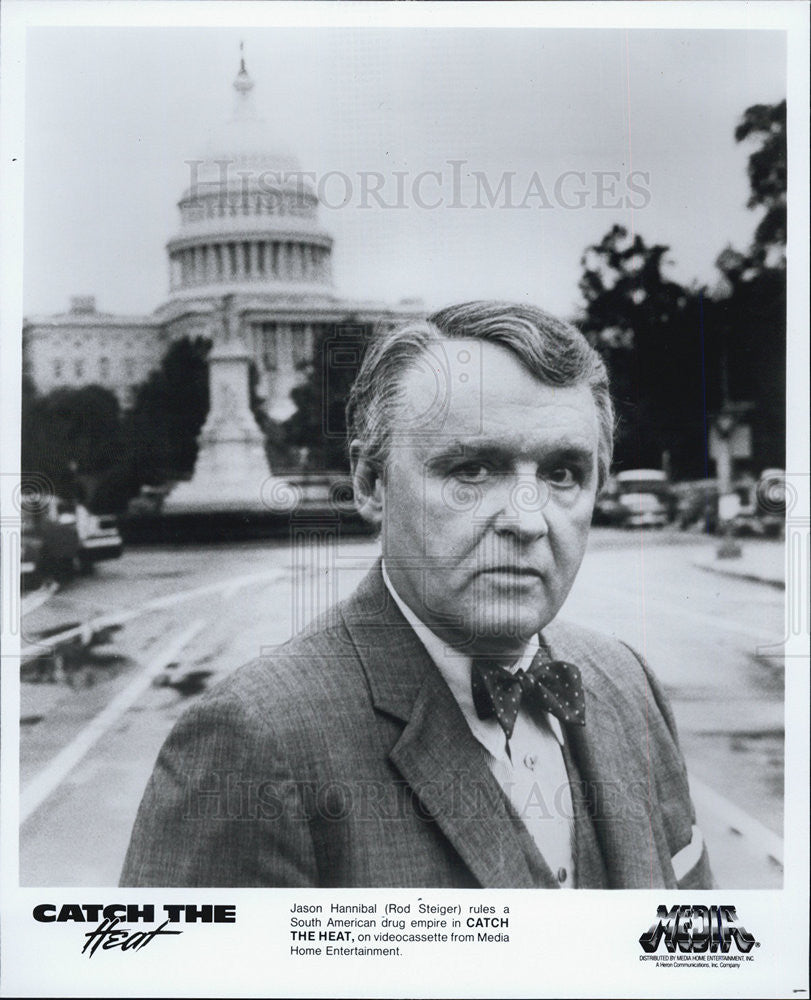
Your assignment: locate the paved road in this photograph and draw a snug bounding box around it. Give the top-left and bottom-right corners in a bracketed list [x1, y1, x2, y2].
[18, 529, 785, 887]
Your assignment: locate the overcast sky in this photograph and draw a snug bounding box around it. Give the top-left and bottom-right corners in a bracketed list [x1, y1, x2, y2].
[22, 25, 786, 320]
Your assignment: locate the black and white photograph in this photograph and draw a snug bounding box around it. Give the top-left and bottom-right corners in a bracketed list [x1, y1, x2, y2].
[1, 2, 808, 997]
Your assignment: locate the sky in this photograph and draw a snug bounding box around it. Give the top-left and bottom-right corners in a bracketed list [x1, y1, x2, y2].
[21, 24, 787, 320]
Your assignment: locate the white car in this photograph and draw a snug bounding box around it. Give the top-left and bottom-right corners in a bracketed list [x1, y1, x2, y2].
[618, 491, 669, 528]
[75, 504, 124, 572]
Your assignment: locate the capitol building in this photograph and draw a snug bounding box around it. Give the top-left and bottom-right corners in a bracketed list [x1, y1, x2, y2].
[23, 54, 421, 424]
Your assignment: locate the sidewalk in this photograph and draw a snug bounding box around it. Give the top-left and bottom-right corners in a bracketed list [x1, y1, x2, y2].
[692, 539, 784, 589]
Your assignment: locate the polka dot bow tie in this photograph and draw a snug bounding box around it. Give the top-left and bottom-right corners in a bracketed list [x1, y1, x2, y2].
[471, 652, 586, 742]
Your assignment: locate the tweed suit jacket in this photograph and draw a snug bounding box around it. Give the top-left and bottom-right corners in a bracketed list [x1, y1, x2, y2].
[120, 561, 713, 889]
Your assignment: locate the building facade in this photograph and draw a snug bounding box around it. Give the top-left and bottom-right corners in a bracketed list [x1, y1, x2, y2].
[22, 297, 161, 409]
[23, 55, 421, 422]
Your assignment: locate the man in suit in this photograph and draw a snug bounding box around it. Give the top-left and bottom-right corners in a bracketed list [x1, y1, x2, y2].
[121, 301, 713, 889]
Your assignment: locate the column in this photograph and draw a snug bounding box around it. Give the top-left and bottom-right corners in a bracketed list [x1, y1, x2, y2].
[250, 241, 259, 279]
[279, 324, 293, 372]
[264, 323, 277, 369]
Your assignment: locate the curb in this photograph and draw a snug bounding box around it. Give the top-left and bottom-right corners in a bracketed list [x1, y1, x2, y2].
[692, 561, 784, 590]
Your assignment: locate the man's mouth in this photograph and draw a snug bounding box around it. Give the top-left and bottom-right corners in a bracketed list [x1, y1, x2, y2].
[478, 566, 544, 579]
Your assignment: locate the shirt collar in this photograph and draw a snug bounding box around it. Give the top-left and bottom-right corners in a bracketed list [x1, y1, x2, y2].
[381, 559, 564, 745]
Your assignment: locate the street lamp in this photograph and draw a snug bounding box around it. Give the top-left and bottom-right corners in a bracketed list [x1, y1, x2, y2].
[714, 409, 742, 559]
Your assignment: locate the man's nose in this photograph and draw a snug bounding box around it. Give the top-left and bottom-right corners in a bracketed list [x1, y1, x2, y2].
[493, 475, 550, 540]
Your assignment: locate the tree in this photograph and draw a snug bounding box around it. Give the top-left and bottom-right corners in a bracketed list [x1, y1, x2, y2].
[22, 380, 123, 503]
[93, 337, 211, 511]
[708, 99, 786, 470]
[577, 225, 708, 476]
[283, 320, 373, 471]
[578, 97, 788, 480]
[734, 99, 786, 270]
[129, 336, 211, 477]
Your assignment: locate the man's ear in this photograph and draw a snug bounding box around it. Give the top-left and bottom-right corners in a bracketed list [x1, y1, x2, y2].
[349, 440, 384, 527]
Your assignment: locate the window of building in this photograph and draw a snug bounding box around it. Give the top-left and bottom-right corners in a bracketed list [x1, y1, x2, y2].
[99, 356, 110, 379]
[53, 359, 63, 379]
[124, 357, 136, 379]
[74, 359, 84, 378]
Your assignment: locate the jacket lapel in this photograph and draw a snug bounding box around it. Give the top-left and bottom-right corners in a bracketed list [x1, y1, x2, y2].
[340, 562, 539, 888]
[390, 665, 543, 888]
[543, 624, 670, 889]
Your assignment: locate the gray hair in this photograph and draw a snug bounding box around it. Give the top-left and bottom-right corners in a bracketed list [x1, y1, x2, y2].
[347, 300, 615, 488]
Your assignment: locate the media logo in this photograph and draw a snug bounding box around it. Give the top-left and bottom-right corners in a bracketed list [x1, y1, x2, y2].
[639, 905, 757, 954]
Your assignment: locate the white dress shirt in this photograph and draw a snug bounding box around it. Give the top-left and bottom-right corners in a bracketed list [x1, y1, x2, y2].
[381, 561, 576, 886]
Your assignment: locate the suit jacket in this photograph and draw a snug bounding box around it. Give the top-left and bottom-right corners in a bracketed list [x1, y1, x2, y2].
[120, 561, 713, 889]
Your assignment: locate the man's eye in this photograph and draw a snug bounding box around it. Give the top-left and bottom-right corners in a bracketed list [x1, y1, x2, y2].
[453, 462, 491, 483]
[547, 467, 579, 487]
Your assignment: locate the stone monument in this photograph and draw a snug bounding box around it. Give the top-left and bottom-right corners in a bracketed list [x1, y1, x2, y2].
[163, 295, 292, 513]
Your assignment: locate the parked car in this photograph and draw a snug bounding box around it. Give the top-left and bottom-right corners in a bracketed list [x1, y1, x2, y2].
[20, 496, 81, 586]
[730, 468, 786, 538]
[673, 479, 721, 533]
[75, 504, 124, 571]
[613, 469, 673, 528]
[125, 483, 177, 520]
[617, 490, 669, 529]
[21, 508, 46, 588]
[592, 479, 630, 527]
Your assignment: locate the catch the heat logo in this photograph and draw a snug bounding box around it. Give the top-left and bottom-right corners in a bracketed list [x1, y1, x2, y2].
[640, 905, 757, 954]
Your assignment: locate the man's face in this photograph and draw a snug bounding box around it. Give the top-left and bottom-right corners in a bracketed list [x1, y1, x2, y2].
[378, 339, 600, 658]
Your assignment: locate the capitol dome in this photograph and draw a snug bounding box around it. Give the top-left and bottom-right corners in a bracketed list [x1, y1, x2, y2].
[167, 53, 332, 300]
